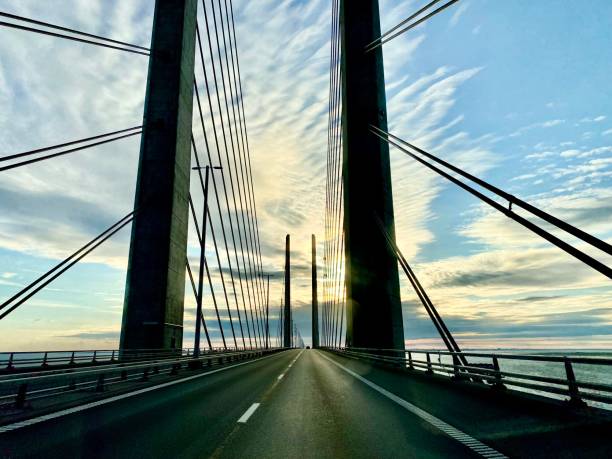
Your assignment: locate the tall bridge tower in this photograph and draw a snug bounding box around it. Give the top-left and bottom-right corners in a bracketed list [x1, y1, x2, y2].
[120, 0, 198, 351]
[340, 0, 404, 350]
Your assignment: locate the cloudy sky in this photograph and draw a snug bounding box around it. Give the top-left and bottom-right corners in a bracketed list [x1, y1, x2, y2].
[0, 0, 610, 351]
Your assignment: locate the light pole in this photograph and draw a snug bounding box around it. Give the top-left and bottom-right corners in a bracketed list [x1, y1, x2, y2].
[265, 274, 270, 349]
[192, 165, 222, 359]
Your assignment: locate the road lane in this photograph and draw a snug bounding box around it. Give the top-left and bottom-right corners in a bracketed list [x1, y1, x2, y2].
[0, 349, 298, 458]
[218, 349, 481, 458]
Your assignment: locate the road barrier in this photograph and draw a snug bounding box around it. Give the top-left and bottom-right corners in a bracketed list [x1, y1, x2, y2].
[324, 347, 612, 408]
[0, 348, 284, 409]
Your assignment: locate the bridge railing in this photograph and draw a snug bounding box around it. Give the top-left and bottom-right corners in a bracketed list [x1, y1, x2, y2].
[326, 347, 612, 408]
[0, 348, 283, 410]
[0, 347, 249, 371]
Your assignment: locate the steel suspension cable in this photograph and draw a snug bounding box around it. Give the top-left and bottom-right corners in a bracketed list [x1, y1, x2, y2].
[195, 23, 258, 348]
[0, 14, 149, 56]
[191, 138, 241, 349]
[210, 0, 266, 343]
[0, 126, 142, 163]
[188, 194, 228, 349]
[197, 13, 261, 348]
[0, 11, 150, 51]
[330, 0, 345, 348]
[223, 0, 268, 342]
[0, 211, 135, 321]
[374, 215, 469, 367]
[372, 126, 612, 257]
[192, 138, 243, 348]
[324, 0, 340, 347]
[227, 0, 269, 318]
[221, 0, 268, 336]
[193, 82, 251, 348]
[0, 130, 142, 172]
[365, 0, 461, 52]
[186, 261, 213, 350]
[370, 128, 612, 280]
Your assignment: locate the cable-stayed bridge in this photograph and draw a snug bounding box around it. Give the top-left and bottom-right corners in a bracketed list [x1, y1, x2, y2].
[0, 1, 611, 457]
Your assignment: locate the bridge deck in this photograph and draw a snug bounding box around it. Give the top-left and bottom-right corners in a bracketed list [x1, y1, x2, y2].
[0, 349, 610, 458]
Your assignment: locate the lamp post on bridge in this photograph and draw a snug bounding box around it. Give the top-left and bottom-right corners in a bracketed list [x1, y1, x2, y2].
[192, 165, 222, 359]
[265, 274, 270, 349]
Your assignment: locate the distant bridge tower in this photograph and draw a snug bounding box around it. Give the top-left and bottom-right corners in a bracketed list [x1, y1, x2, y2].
[312, 234, 319, 348]
[120, 0, 198, 351]
[283, 234, 292, 347]
[340, 0, 404, 350]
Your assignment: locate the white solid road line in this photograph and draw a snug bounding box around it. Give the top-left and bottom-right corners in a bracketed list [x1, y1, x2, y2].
[277, 373, 285, 380]
[237, 403, 261, 423]
[318, 352, 508, 459]
[0, 351, 286, 435]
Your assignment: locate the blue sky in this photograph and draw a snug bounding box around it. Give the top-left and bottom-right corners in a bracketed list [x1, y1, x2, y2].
[0, 0, 610, 351]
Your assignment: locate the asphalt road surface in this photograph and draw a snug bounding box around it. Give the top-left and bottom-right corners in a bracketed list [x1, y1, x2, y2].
[1, 349, 610, 458]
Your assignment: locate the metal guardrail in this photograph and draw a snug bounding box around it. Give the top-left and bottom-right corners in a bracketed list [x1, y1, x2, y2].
[0, 347, 236, 371]
[325, 347, 612, 407]
[0, 348, 283, 409]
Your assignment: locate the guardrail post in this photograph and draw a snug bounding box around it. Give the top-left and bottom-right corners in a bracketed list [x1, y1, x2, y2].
[142, 368, 150, 381]
[171, 363, 180, 375]
[69, 351, 75, 366]
[407, 351, 413, 370]
[492, 355, 505, 389]
[15, 383, 27, 408]
[452, 354, 462, 380]
[92, 350, 97, 364]
[426, 353, 433, 374]
[6, 352, 14, 370]
[110, 350, 116, 362]
[96, 374, 105, 392]
[41, 352, 48, 368]
[564, 358, 585, 407]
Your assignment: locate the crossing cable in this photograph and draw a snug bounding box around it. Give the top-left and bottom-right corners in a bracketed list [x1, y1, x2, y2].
[190, 139, 239, 349]
[193, 87, 251, 350]
[192, 140, 243, 348]
[191, 99, 250, 349]
[0, 11, 150, 56]
[0, 129, 142, 172]
[209, 0, 266, 343]
[227, 0, 269, 321]
[196, 16, 261, 348]
[191, 140, 238, 349]
[193, 75, 254, 348]
[188, 194, 228, 350]
[0, 210, 135, 321]
[374, 215, 469, 366]
[186, 261, 213, 350]
[370, 127, 612, 280]
[221, 0, 268, 335]
[365, 0, 461, 52]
